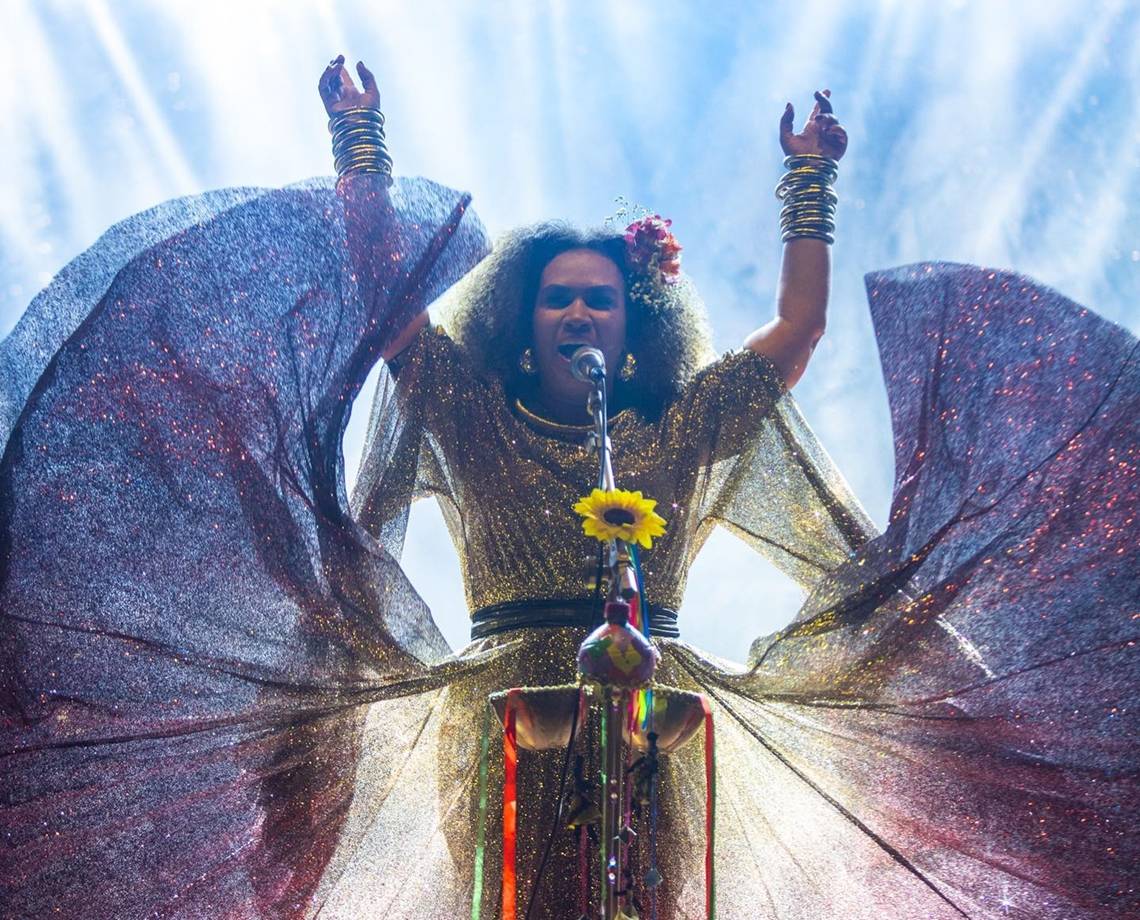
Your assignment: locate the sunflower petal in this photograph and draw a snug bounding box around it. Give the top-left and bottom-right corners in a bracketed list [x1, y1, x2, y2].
[572, 487, 668, 549]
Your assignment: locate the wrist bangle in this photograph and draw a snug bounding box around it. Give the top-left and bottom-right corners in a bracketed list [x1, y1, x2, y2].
[776, 154, 838, 243]
[329, 106, 393, 181]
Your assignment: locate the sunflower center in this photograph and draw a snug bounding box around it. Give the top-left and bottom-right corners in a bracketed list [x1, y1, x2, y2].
[602, 508, 636, 526]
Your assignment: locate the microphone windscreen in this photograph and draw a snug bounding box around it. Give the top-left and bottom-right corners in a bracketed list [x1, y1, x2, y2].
[570, 346, 606, 383]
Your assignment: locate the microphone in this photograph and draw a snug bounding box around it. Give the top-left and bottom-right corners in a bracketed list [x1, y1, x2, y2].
[570, 346, 606, 384]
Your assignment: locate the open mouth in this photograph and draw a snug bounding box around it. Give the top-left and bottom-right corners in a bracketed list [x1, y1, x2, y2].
[556, 342, 590, 360]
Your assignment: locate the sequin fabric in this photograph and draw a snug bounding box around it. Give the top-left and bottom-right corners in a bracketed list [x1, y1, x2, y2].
[354, 328, 827, 613]
[1, 163, 1136, 920]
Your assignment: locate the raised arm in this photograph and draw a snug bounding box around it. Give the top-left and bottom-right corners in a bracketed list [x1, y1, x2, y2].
[744, 90, 848, 389]
[318, 54, 429, 361]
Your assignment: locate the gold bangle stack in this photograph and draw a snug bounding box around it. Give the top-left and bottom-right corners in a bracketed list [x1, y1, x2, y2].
[329, 106, 393, 180]
[775, 154, 838, 244]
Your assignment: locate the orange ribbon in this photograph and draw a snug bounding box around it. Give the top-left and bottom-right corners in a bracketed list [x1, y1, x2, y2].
[501, 689, 520, 920]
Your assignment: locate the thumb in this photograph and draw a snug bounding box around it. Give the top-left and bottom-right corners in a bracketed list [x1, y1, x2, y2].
[779, 102, 795, 141]
[357, 60, 378, 96]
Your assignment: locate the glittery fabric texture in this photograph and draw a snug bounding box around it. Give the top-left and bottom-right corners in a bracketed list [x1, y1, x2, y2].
[356, 329, 854, 615]
[1, 164, 1136, 920]
[1, 174, 493, 917]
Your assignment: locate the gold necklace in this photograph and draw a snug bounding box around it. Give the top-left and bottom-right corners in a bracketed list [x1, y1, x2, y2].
[513, 397, 633, 436]
[513, 398, 594, 435]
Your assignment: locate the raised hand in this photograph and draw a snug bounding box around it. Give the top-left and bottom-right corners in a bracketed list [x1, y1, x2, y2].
[779, 90, 848, 161]
[318, 54, 380, 116]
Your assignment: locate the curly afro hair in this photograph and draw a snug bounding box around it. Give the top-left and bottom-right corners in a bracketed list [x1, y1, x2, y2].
[440, 222, 714, 419]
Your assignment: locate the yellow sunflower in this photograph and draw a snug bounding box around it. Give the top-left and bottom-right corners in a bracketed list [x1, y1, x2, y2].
[572, 488, 667, 549]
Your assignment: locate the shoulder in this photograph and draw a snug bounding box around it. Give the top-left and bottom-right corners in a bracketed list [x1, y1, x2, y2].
[387, 323, 463, 374]
[388, 323, 504, 421]
[680, 348, 787, 408]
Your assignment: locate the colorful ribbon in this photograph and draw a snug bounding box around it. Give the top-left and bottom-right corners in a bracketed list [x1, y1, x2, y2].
[471, 701, 493, 920]
[630, 545, 654, 734]
[502, 689, 520, 920]
[700, 695, 717, 919]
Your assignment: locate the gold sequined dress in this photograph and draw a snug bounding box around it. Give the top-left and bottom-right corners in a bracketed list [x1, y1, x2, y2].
[2, 176, 1135, 920]
[331, 323, 870, 916]
[324, 323, 874, 918]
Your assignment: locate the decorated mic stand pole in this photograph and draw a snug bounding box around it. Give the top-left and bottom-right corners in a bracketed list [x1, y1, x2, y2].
[476, 348, 716, 920]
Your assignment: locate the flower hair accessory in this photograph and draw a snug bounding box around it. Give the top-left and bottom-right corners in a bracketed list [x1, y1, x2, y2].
[623, 215, 683, 284]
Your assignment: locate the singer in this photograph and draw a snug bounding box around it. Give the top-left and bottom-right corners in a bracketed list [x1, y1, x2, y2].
[1, 54, 1135, 920]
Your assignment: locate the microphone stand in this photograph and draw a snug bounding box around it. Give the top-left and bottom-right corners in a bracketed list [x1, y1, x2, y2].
[585, 373, 638, 602]
[586, 378, 613, 491]
[584, 368, 641, 920]
[499, 349, 705, 920]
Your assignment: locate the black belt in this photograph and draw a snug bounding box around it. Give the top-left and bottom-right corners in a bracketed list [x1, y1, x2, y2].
[470, 598, 680, 640]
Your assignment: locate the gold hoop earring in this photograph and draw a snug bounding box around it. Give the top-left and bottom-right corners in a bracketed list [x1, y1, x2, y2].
[519, 347, 537, 376]
[619, 352, 637, 382]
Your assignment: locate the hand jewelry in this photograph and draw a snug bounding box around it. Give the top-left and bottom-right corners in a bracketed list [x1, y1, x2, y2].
[329, 105, 393, 180]
[775, 154, 838, 244]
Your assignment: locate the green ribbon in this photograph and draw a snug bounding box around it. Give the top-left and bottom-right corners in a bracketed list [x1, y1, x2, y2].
[471, 700, 493, 920]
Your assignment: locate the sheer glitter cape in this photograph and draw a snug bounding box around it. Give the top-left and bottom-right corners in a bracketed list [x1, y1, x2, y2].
[1, 170, 1136, 918]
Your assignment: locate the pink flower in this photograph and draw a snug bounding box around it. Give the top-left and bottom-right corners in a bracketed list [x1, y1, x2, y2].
[623, 215, 683, 284]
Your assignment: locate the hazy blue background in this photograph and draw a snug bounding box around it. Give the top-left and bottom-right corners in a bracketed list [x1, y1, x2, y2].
[3, 0, 1138, 658]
